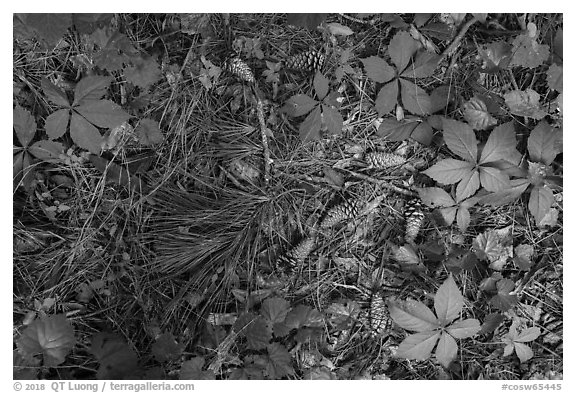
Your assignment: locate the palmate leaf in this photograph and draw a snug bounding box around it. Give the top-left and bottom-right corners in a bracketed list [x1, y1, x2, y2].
[399, 78, 432, 115]
[41, 77, 70, 107]
[151, 332, 184, 362]
[489, 278, 518, 311]
[456, 206, 471, 233]
[375, 80, 399, 116]
[361, 56, 396, 83]
[400, 51, 440, 79]
[45, 109, 71, 140]
[417, 187, 455, 208]
[90, 332, 139, 379]
[283, 94, 318, 117]
[388, 31, 419, 72]
[397, 331, 440, 361]
[411, 121, 434, 145]
[480, 178, 530, 207]
[528, 185, 554, 224]
[527, 121, 561, 165]
[75, 100, 131, 129]
[266, 343, 294, 379]
[442, 119, 477, 162]
[70, 112, 103, 154]
[446, 318, 481, 339]
[478, 166, 509, 192]
[434, 275, 463, 325]
[125, 56, 162, 89]
[299, 105, 322, 142]
[28, 140, 65, 161]
[423, 159, 474, 185]
[435, 331, 458, 368]
[376, 118, 418, 141]
[18, 314, 75, 367]
[462, 96, 498, 130]
[180, 357, 216, 380]
[261, 298, 290, 325]
[388, 298, 438, 332]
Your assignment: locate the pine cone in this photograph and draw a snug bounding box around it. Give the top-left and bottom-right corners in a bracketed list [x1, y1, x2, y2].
[284, 50, 325, 72]
[226, 57, 255, 83]
[365, 151, 406, 169]
[276, 236, 316, 270]
[369, 293, 392, 336]
[404, 198, 425, 243]
[320, 199, 362, 229]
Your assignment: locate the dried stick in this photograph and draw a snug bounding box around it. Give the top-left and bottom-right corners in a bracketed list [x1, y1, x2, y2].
[255, 93, 272, 186]
[439, 16, 478, 63]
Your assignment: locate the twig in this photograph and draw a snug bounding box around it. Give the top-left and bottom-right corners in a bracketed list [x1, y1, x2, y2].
[439, 16, 478, 63]
[338, 13, 373, 25]
[255, 93, 272, 186]
[342, 169, 417, 197]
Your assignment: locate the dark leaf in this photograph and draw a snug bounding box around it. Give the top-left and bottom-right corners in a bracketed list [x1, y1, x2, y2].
[41, 77, 70, 107]
[429, 85, 453, 113]
[283, 94, 318, 117]
[90, 332, 139, 379]
[462, 96, 498, 130]
[376, 118, 418, 141]
[479, 313, 505, 335]
[75, 100, 131, 128]
[400, 51, 439, 79]
[478, 42, 512, 73]
[16, 14, 72, 47]
[388, 31, 419, 72]
[151, 332, 184, 362]
[299, 106, 322, 142]
[266, 343, 294, 379]
[17, 314, 75, 367]
[44, 109, 70, 140]
[411, 121, 433, 145]
[70, 112, 103, 154]
[489, 279, 518, 311]
[399, 78, 432, 115]
[510, 23, 550, 69]
[72, 76, 112, 106]
[13, 106, 37, 147]
[321, 105, 343, 136]
[313, 71, 329, 100]
[135, 119, 164, 146]
[375, 81, 399, 116]
[286, 14, 328, 30]
[442, 118, 477, 163]
[245, 316, 272, 350]
[261, 298, 291, 325]
[72, 13, 113, 34]
[124, 56, 162, 89]
[180, 357, 216, 380]
[361, 56, 396, 83]
[29, 140, 65, 161]
[88, 155, 149, 193]
[414, 13, 433, 27]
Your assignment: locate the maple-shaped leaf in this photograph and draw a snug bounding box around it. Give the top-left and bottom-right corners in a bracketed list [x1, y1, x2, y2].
[462, 96, 497, 130]
[125, 56, 162, 89]
[41, 77, 70, 107]
[151, 332, 184, 362]
[321, 105, 343, 136]
[489, 279, 518, 311]
[434, 275, 464, 325]
[90, 332, 139, 379]
[510, 23, 550, 69]
[503, 324, 540, 363]
[299, 105, 322, 142]
[283, 94, 318, 117]
[286, 13, 327, 30]
[361, 56, 396, 83]
[15, 14, 72, 48]
[245, 316, 272, 350]
[442, 119, 477, 162]
[547, 64, 562, 93]
[266, 343, 294, 379]
[504, 89, 547, 119]
[135, 119, 163, 146]
[528, 185, 554, 224]
[17, 314, 75, 367]
[513, 244, 534, 271]
[72, 76, 112, 106]
[527, 121, 561, 165]
[389, 31, 420, 72]
[478, 42, 513, 73]
[472, 226, 513, 270]
[180, 357, 216, 380]
[14, 106, 37, 147]
[45, 109, 71, 140]
[313, 71, 329, 100]
[70, 112, 103, 154]
[399, 78, 432, 115]
[261, 297, 290, 325]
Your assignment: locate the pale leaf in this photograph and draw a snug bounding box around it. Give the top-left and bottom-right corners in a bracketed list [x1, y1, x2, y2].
[75, 100, 131, 129]
[388, 298, 438, 332]
[515, 327, 541, 343]
[13, 106, 37, 147]
[479, 166, 509, 192]
[361, 56, 396, 83]
[462, 97, 497, 130]
[439, 207, 457, 226]
[528, 186, 554, 224]
[423, 159, 474, 185]
[435, 331, 458, 368]
[434, 275, 463, 325]
[547, 64, 562, 93]
[327, 22, 354, 36]
[442, 119, 477, 162]
[29, 140, 65, 161]
[321, 105, 343, 136]
[416, 187, 455, 208]
[375, 81, 399, 116]
[41, 77, 70, 107]
[479, 178, 529, 206]
[510, 28, 550, 69]
[399, 78, 432, 115]
[527, 121, 560, 165]
[479, 121, 517, 164]
[313, 71, 329, 100]
[447, 319, 480, 339]
[504, 89, 547, 119]
[388, 31, 419, 72]
[513, 244, 534, 271]
[456, 169, 480, 201]
[513, 342, 534, 363]
[397, 331, 440, 361]
[456, 206, 471, 233]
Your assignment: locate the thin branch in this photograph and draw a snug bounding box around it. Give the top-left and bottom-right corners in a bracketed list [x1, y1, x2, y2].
[255, 94, 272, 186]
[341, 169, 417, 197]
[439, 16, 478, 63]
